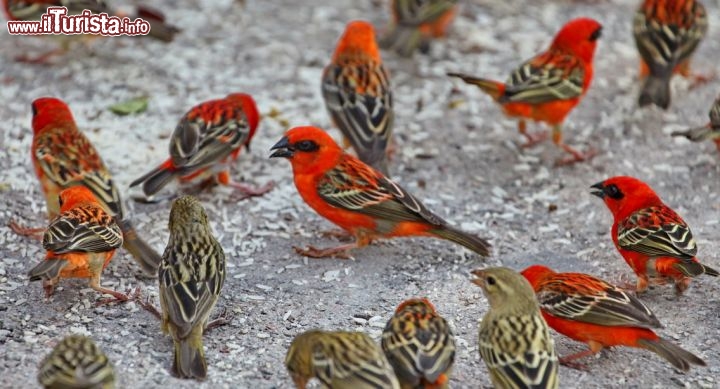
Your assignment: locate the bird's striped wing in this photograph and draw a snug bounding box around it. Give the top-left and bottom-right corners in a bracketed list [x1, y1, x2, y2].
[479, 314, 558, 389]
[317, 155, 446, 226]
[313, 332, 399, 389]
[392, 0, 458, 25]
[381, 300, 455, 383]
[322, 59, 393, 167]
[632, 0, 707, 76]
[159, 239, 226, 338]
[169, 100, 251, 172]
[38, 335, 115, 389]
[535, 273, 661, 329]
[42, 204, 122, 253]
[501, 51, 585, 104]
[34, 128, 124, 217]
[618, 206, 697, 259]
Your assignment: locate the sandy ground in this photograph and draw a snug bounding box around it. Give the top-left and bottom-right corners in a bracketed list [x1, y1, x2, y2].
[1, 0, 719, 388]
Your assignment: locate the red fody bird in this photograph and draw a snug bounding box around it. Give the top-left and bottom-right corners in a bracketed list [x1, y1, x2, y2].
[269, 126, 491, 259]
[14, 97, 162, 275]
[633, 0, 708, 109]
[130, 93, 273, 199]
[2, 0, 179, 63]
[448, 18, 602, 165]
[28, 186, 129, 301]
[591, 176, 718, 294]
[380, 0, 459, 57]
[322, 20, 394, 175]
[521, 265, 705, 371]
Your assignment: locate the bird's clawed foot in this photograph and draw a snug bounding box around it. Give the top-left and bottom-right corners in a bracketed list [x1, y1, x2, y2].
[8, 220, 44, 240]
[520, 131, 549, 148]
[94, 286, 141, 306]
[293, 244, 354, 259]
[15, 49, 65, 65]
[205, 307, 233, 333]
[136, 295, 162, 320]
[228, 180, 275, 200]
[554, 145, 597, 166]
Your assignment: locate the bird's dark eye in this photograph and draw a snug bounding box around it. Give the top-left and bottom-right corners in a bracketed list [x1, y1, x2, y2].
[589, 27, 602, 42]
[295, 140, 319, 152]
[486, 276, 496, 286]
[605, 184, 623, 200]
[58, 196, 64, 207]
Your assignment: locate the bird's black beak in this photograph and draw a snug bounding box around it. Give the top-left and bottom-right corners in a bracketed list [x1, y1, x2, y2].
[269, 136, 293, 158]
[590, 182, 605, 198]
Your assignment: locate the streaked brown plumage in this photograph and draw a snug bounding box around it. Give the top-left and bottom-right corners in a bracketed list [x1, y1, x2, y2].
[38, 335, 115, 389]
[285, 330, 400, 388]
[472, 267, 559, 389]
[159, 196, 226, 380]
[382, 298, 455, 388]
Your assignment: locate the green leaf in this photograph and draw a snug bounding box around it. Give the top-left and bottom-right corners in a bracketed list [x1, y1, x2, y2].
[109, 96, 149, 116]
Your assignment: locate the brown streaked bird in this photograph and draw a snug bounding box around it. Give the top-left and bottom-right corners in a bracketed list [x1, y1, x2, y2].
[38, 335, 115, 389]
[472, 267, 559, 389]
[382, 297, 455, 388]
[285, 329, 400, 388]
[159, 196, 226, 380]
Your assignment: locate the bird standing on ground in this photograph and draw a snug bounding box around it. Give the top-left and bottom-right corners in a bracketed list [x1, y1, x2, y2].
[380, 0, 458, 57]
[130, 93, 273, 200]
[322, 20, 394, 175]
[382, 297, 456, 388]
[15, 97, 162, 275]
[285, 329, 400, 388]
[471, 267, 559, 389]
[269, 126, 491, 259]
[159, 196, 226, 379]
[448, 18, 602, 165]
[38, 335, 115, 389]
[521, 265, 706, 371]
[633, 0, 708, 109]
[28, 186, 127, 301]
[671, 94, 720, 151]
[591, 176, 718, 294]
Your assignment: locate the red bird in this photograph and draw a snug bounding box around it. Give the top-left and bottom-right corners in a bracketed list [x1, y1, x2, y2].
[15, 97, 162, 275]
[3, 0, 179, 63]
[130, 93, 273, 199]
[29, 186, 129, 301]
[672, 94, 720, 151]
[269, 126, 490, 259]
[591, 176, 718, 294]
[633, 0, 708, 109]
[521, 265, 706, 371]
[380, 0, 458, 57]
[322, 21, 394, 175]
[448, 18, 602, 165]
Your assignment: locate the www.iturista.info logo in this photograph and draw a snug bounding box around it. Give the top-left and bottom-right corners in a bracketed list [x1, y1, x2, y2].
[7, 6, 151, 36]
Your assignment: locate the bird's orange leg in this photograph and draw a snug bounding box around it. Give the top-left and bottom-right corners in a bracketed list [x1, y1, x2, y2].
[674, 277, 692, 295]
[559, 341, 603, 370]
[676, 61, 715, 89]
[93, 284, 139, 306]
[518, 120, 548, 148]
[320, 229, 353, 240]
[552, 125, 596, 165]
[293, 242, 358, 259]
[42, 278, 58, 298]
[136, 296, 162, 320]
[15, 48, 67, 65]
[216, 170, 274, 198]
[8, 220, 44, 240]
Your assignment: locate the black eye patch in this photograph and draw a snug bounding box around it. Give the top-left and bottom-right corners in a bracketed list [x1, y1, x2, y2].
[605, 184, 623, 200]
[589, 27, 602, 42]
[295, 140, 319, 152]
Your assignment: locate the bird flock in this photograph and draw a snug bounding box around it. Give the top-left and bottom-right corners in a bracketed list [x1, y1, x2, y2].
[3, 0, 720, 388]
